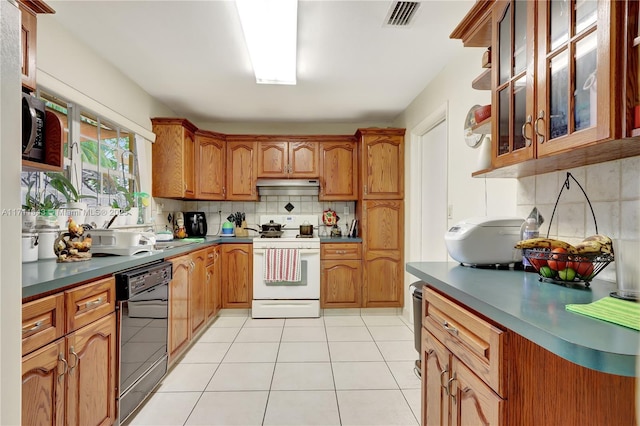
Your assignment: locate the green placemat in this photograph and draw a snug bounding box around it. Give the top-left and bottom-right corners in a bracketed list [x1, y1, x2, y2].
[566, 297, 640, 331]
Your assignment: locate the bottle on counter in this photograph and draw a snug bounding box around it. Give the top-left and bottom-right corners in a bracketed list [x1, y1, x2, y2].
[521, 217, 539, 272]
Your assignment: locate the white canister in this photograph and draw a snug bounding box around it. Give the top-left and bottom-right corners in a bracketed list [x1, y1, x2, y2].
[37, 229, 59, 260]
[22, 232, 39, 262]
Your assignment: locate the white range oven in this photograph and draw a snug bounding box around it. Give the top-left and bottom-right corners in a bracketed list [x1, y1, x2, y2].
[252, 215, 320, 318]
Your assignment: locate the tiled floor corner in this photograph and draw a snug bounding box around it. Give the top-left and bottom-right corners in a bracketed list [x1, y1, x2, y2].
[126, 314, 421, 426]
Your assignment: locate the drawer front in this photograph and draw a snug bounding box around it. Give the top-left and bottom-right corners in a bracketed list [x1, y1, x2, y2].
[65, 276, 116, 332]
[321, 243, 361, 260]
[22, 294, 65, 356]
[423, 288, 506, 397]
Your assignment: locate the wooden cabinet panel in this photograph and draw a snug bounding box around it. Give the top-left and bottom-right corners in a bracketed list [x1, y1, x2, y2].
[319, 139, 358, 200]
[226, 138, 258, 200]
[22, 293, 65, 356]
[22, 339, 65, 426]
[168, 256, 191, 362]
[151, 118, 199, 199]
[221, 244, 253, 308]
[422, 330, 450, 426]
[195, 131, 226, 200]
[424, 288, 506, 396]
[65, 313, 116, 426]
[356, 128, 404, 199]
[257, 139, 319, 178]
[205, 246, 222, 319]
[65, 276, 115, 333]
[289, 141, 318, 177]
[190, 250, 207, 336]
[362, 254, 402, 307]
[19, 3, 37, 92]
[451, 358, 504, 426]
[258, 141, 288, 177]
[320, 259, 361, 308]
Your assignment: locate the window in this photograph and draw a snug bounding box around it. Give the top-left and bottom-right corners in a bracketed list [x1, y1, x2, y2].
[21, 91, 141, 223]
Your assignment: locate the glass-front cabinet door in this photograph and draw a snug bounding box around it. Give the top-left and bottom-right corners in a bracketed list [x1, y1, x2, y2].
[492, 0, 536, 168]
[535, 0, 618, 157]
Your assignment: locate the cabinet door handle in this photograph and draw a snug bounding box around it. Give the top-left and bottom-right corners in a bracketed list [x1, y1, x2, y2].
[521, 114, 533, 146]
[364, 184, 368, 195]
[22, 320, 43, 334]
[440, 368, 449, 395]
[336, 250, 346, 254]
[69, 346, 79, 373]
[447, 374, 457, 404]
[443, 321, 458, 336]
[208, 253, 214, 260]
[534, 110, 545, 144]
[85, 297, 103, 309]
[58, 353, 68, 383]
[207, 272, 211, 282]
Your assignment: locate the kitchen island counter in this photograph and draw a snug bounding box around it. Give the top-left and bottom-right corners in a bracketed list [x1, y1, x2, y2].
[406, 261, 638, 377]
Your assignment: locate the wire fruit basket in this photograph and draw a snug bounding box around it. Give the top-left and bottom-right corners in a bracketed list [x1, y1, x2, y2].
[523, 249, 613, 287]
[522, 172, 614, 287]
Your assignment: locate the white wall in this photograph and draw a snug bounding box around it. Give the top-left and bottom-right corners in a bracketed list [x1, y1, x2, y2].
[393, 48, 518, 318]
[1, 1, 24, 424]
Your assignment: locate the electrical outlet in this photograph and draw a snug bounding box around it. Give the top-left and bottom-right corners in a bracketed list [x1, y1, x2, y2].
[448, 204, 453, 219]
[344, 206, 350, 215]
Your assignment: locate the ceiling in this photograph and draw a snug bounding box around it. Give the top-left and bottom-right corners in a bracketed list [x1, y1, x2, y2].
[47, 0, 473, 124]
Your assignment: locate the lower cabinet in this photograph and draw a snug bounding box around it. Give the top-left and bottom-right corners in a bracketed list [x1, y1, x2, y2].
[221, 244, 253, 308]
[205, 245, 222, 319]
[21, 277, 117, 426]
[190, 249, 207, 337]
[320, 243, 362, 308]
[421, 286, 636, 425]
[168, 255, 191, 363]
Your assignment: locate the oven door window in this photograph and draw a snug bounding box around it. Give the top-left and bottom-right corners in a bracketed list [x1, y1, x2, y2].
[266, 260, 308, 286]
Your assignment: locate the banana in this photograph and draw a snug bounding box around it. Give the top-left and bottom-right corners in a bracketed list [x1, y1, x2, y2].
[574, 240, 602, 254]
[515, 238, 577, 254]
[582, 234, 614, 254]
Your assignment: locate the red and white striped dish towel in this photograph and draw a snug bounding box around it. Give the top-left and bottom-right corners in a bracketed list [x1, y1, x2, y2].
[264, 248, 301, 283]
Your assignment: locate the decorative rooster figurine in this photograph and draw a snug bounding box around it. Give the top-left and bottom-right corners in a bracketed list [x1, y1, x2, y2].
[67, 216, 84, 238]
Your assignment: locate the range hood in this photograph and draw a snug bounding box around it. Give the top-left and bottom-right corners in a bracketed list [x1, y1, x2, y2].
[256, 179, 320, 196]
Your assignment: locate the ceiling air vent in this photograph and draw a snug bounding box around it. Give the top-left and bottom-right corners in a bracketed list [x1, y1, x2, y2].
[384, 1, 420, 27]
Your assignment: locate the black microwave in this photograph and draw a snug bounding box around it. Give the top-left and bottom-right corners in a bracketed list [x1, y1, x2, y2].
[22, 92, 46, 162]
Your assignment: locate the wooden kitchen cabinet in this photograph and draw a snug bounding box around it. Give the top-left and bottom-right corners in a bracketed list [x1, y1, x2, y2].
[195, 130, 226, 200]
[22, 276, 117, 426]
[168, 255, 191, 363]
[226, 136, 258, 201]
[318, 138, 358, 200]
[151, 118, 197, 199]
[257, 139, 319, 178]
[358, 200, 404, 307]
[355, 128, 404, 199]
[221, 243, 253, 308]
[18, 0, 55, 92]
[453, 0, 640, 177]
[320, 243, 362, 308]
[205, 245, 222, 319]
[422, 287, 506, 426]
[421, 286, 635, 425]
[189, 249, 207, 337]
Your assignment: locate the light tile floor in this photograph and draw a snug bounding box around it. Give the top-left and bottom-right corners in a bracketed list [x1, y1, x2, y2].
[127, 314, 421, 426]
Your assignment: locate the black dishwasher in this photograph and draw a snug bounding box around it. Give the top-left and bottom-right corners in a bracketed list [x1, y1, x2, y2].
[115, 261, 172, 424]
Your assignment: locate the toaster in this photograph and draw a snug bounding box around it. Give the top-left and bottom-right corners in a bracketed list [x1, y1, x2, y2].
[445, 216, 524, 266]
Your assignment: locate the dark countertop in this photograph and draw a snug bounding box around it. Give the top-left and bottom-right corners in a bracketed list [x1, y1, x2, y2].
[406, 262, 638, 377]
[22, 236, 253, 299]
[22, 235, 361, 300]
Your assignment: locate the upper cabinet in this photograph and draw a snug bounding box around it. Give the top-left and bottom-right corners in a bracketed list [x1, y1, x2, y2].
[257, 138, 319, 178]
[195, 130, 226, 200]
[356, 128, 405, 199]
[319, 137, 358, 200]
[453, 0, 640, 178]
[151, 118, 197, 199]
[226, 136, 258, 201]
[18, 0, 55, 92]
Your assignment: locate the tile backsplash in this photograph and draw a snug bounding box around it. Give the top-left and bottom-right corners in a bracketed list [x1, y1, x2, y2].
[151, 196, 356, 235]
[516, 155, 640, 282]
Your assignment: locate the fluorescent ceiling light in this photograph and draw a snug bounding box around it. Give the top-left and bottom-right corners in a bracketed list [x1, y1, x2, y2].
[236, 0, 298, 85]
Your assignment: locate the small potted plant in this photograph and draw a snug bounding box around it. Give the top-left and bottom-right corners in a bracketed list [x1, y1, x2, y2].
[110, 184, 136, 226]
[45, 172, 95, 228]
